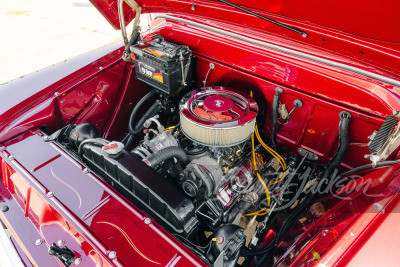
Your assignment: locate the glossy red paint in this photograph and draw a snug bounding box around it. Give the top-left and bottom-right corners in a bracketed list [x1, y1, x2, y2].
[311, 168, 400, 266]
[272, 166, 400, 266]
[89, 0, 136, 30]
[1, 22, 399, 165]
[0, 4, 399, 266]
[91, 0, 400, 77]
[0, 130, 206, 266]
[151, 22, 400, 166]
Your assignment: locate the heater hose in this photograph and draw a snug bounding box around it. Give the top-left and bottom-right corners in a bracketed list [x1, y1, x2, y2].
[271, 87, 283, 148]
[323, 111, 351, 179]
[128, 90, 157, 135]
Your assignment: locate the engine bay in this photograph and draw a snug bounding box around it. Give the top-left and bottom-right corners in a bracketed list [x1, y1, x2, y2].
[42, 36, 400, 266]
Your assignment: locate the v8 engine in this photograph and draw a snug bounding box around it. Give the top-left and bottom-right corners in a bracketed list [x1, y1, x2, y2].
[54, 86, 271, 265]
[132, 87, 263, 215]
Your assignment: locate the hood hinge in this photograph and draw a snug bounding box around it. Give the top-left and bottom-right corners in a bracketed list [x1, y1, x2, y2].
[118, 0, 142, 47]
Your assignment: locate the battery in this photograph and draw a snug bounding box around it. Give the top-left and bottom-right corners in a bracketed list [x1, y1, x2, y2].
[130, 38, 194, 95]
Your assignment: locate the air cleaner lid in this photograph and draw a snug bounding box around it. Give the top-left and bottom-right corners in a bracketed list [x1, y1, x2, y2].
[203, 95, 235, 112]
[180, 87, 258, 129]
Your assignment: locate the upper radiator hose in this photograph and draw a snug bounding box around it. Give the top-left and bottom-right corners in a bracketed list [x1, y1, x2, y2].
[144, 147, 190, 168]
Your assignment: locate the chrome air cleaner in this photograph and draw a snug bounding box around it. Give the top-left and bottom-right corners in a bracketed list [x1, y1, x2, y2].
[179, 87, 258, 147]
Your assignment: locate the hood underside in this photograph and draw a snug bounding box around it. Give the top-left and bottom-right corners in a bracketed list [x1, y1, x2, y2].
[90, 0, 400, 80]
[91, 0, 400, 43]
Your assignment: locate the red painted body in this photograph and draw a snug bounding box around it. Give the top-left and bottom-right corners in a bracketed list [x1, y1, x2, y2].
[0, 1, 400, 266]
[91, 0, 400, 77]
[0, 130, 205, 266]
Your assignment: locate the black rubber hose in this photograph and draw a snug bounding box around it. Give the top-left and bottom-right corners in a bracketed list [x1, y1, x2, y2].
[124, 134, 134, 150]
[255, 156, 400, 264]
[186, 147, 207, 155]
[78, 138, 109, 156]
[271, 87, 283, 148]
[149, 34, 164, 41]
[128, 90, 157, 135]
[339, 159, 400, 178]
[125, 102, 162, 149]
[124, 28, 141, 58]
[144, 147, 190, 168]
[323, 112, 351, 179]
[253, 191, 318, 265]
[138, 35, 164, 46]
[131, 102, 162, 135]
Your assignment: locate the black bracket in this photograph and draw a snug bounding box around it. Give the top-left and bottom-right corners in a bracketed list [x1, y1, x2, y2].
[48, 243, 76, 266]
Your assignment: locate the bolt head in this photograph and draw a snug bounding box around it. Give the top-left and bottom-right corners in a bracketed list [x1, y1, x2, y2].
[275, 87, 283, 94]
[47, 191, 54, 198]
[57, 240, 65, 246]
[8, 155, 14, 161]
[374, 203, 383, 210]
[35, 239, 43, 246]
[144, 218, 151, 225]
[83, 168, 89, 174]
[43, 136, 50, 141]
[54, 92, 60, 97]
[74, 258, 82, 265]
[108, 251, 117, 259]
[1, 206, 9, 212]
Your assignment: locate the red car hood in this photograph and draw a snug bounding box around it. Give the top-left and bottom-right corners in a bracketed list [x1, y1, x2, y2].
[90, 0, 400, 79]
[91, 0, 400, 43]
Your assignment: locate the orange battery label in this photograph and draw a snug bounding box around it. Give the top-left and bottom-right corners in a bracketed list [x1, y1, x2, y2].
[144, 48, 166, 57]
[153, 73, 163, 83]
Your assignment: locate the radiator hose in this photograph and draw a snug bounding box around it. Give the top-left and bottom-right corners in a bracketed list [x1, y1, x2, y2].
[144, 147, 190, 168]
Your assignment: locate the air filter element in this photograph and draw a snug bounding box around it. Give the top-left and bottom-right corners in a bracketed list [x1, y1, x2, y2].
[179, 87, 258, 147]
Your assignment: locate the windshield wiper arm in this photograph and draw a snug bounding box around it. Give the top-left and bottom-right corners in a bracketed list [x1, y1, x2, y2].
[219, 0, 308, 38]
